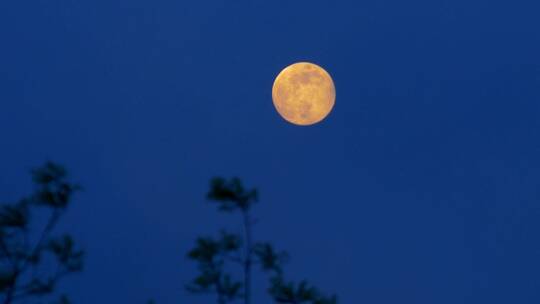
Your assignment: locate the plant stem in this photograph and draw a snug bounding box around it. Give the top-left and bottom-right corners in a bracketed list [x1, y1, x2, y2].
[242, 210, 252, 304]
[3, 276, 16, 304]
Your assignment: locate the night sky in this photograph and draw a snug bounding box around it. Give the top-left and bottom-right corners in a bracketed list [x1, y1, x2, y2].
[1, 0, 540, 303]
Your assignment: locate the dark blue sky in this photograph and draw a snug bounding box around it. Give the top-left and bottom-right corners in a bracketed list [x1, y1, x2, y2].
[1, 0, 540, 303]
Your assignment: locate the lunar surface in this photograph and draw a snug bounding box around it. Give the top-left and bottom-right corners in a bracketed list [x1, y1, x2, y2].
[272, 62, 335, 126]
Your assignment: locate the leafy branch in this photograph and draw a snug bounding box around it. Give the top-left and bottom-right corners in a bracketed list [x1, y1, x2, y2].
[0, 162, 84, 304]
[186, 177, 336, 304]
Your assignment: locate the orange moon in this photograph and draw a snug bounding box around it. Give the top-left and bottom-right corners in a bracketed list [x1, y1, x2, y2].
[272, 62, 335, 126]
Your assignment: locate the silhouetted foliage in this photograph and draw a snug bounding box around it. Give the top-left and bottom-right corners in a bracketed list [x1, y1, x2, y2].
[0, 162, 83, 304]
[186, 177, 337, 304]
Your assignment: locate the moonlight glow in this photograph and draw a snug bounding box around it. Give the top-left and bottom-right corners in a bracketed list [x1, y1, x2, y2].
[272, 62, 335, 126]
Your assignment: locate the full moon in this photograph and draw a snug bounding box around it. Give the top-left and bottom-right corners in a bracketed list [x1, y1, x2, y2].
[272, 62, 335, 126]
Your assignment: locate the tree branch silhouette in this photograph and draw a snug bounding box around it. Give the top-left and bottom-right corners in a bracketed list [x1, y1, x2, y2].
[0, 162, 84, 304]
[186, 177, 337, 304]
